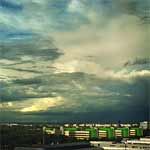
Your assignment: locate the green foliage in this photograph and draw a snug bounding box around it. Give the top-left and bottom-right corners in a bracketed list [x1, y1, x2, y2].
[0, 125, 43, 149]
[0, 125, 78, 150]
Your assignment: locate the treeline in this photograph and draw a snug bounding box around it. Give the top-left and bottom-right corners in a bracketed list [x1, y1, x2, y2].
[0, 125, 78, 150]
[0, 125, 42, 149]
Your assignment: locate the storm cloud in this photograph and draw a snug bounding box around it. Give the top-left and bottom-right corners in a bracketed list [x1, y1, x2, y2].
[0, 0, 149, 123]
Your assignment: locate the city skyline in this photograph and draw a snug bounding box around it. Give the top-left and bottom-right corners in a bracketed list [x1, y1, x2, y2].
[0, 0, 150, 122]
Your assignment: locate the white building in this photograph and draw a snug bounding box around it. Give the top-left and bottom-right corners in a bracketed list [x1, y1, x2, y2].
[126, 137, 150, 145]
[98, 130, 107, 138]
[140, 121, 148, 129]
[90, 138, 150, 150]
[64, 130, 90, 140]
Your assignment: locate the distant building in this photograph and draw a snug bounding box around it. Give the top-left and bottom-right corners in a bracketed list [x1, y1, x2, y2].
[44, 127, 55, 134]
[90, 138, 150, 149]
[43, 127, 61, 135]
[85, 128, 97, 139]
[129, 128, 143, 137]
[64, 128, 90, 140]
[64, 127, 90, 140]
[126, 137, 150, 145]
[66, 131, 90, 140]
[140, 121, 148, 129]
[43, 125, 144, 140]
[115, 128, 129, 138]
[98, 127, 114, 140]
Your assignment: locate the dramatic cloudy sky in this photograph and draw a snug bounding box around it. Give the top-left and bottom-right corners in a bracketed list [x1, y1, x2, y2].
[0, 0, 150, 123]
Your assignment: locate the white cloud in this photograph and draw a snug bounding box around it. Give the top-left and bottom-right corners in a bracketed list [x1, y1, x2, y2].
[67, 0, 83, 13]
[0, 59, 16, 65]
[53, 60, 78, 73]
[112, 69, 150, 80]
[53, 59, 150, 80]
[53, 14, 148, 69]
[53, 59, 103, 75]
[53, 59, 101, 74]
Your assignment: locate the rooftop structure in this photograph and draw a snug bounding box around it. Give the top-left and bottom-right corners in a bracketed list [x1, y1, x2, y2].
[90, 138, 150, 149]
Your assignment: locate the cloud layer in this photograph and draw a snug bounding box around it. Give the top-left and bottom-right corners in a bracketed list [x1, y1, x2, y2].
[0, 0, 149, 122]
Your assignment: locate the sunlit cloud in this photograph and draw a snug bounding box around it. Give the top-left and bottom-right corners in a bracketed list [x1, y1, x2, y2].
[20, 97, 64, 112]
[53, 59, 150, 80]
[0, 96, 65, 112]
[109, 69, 150, 80]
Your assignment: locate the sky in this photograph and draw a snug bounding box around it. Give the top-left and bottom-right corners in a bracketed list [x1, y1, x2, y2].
[0, 0, 150, 123]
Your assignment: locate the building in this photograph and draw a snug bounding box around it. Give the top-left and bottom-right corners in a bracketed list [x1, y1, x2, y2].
[43, 127, 55, 134]
[64, 130, 90, 140]
[42, 126, 144, 140]
[129, 128, 143, 137]
[85, 128, 97, 139]
[64, 127, 90, 140]
[98, 127, 114, 140]
[126, 137, 150, 145]
[115, 128, 129, 138]
[43, 127, 62, 135]
[124, 138, 150, 149]
[90, 138, 150, 149]
[140, 121, 148, 129]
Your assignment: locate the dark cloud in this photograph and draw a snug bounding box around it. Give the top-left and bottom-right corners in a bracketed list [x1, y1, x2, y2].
[0, 38, 62, 61]
[0, 87, 37, 102]
[114, 0, 150, 24]
[0, 85, 55, 102]
[85, 0, 150, 24]
[13, 78, 42, 85]
[0, 88, 28, 102]
[0, 108, 147, 123]
[0, 0, 23, 11]
[124, 57, 150, 67]
[0, 71, 149, 122]
[2, 67, 43, 74]
[0, 78, 43, 102]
